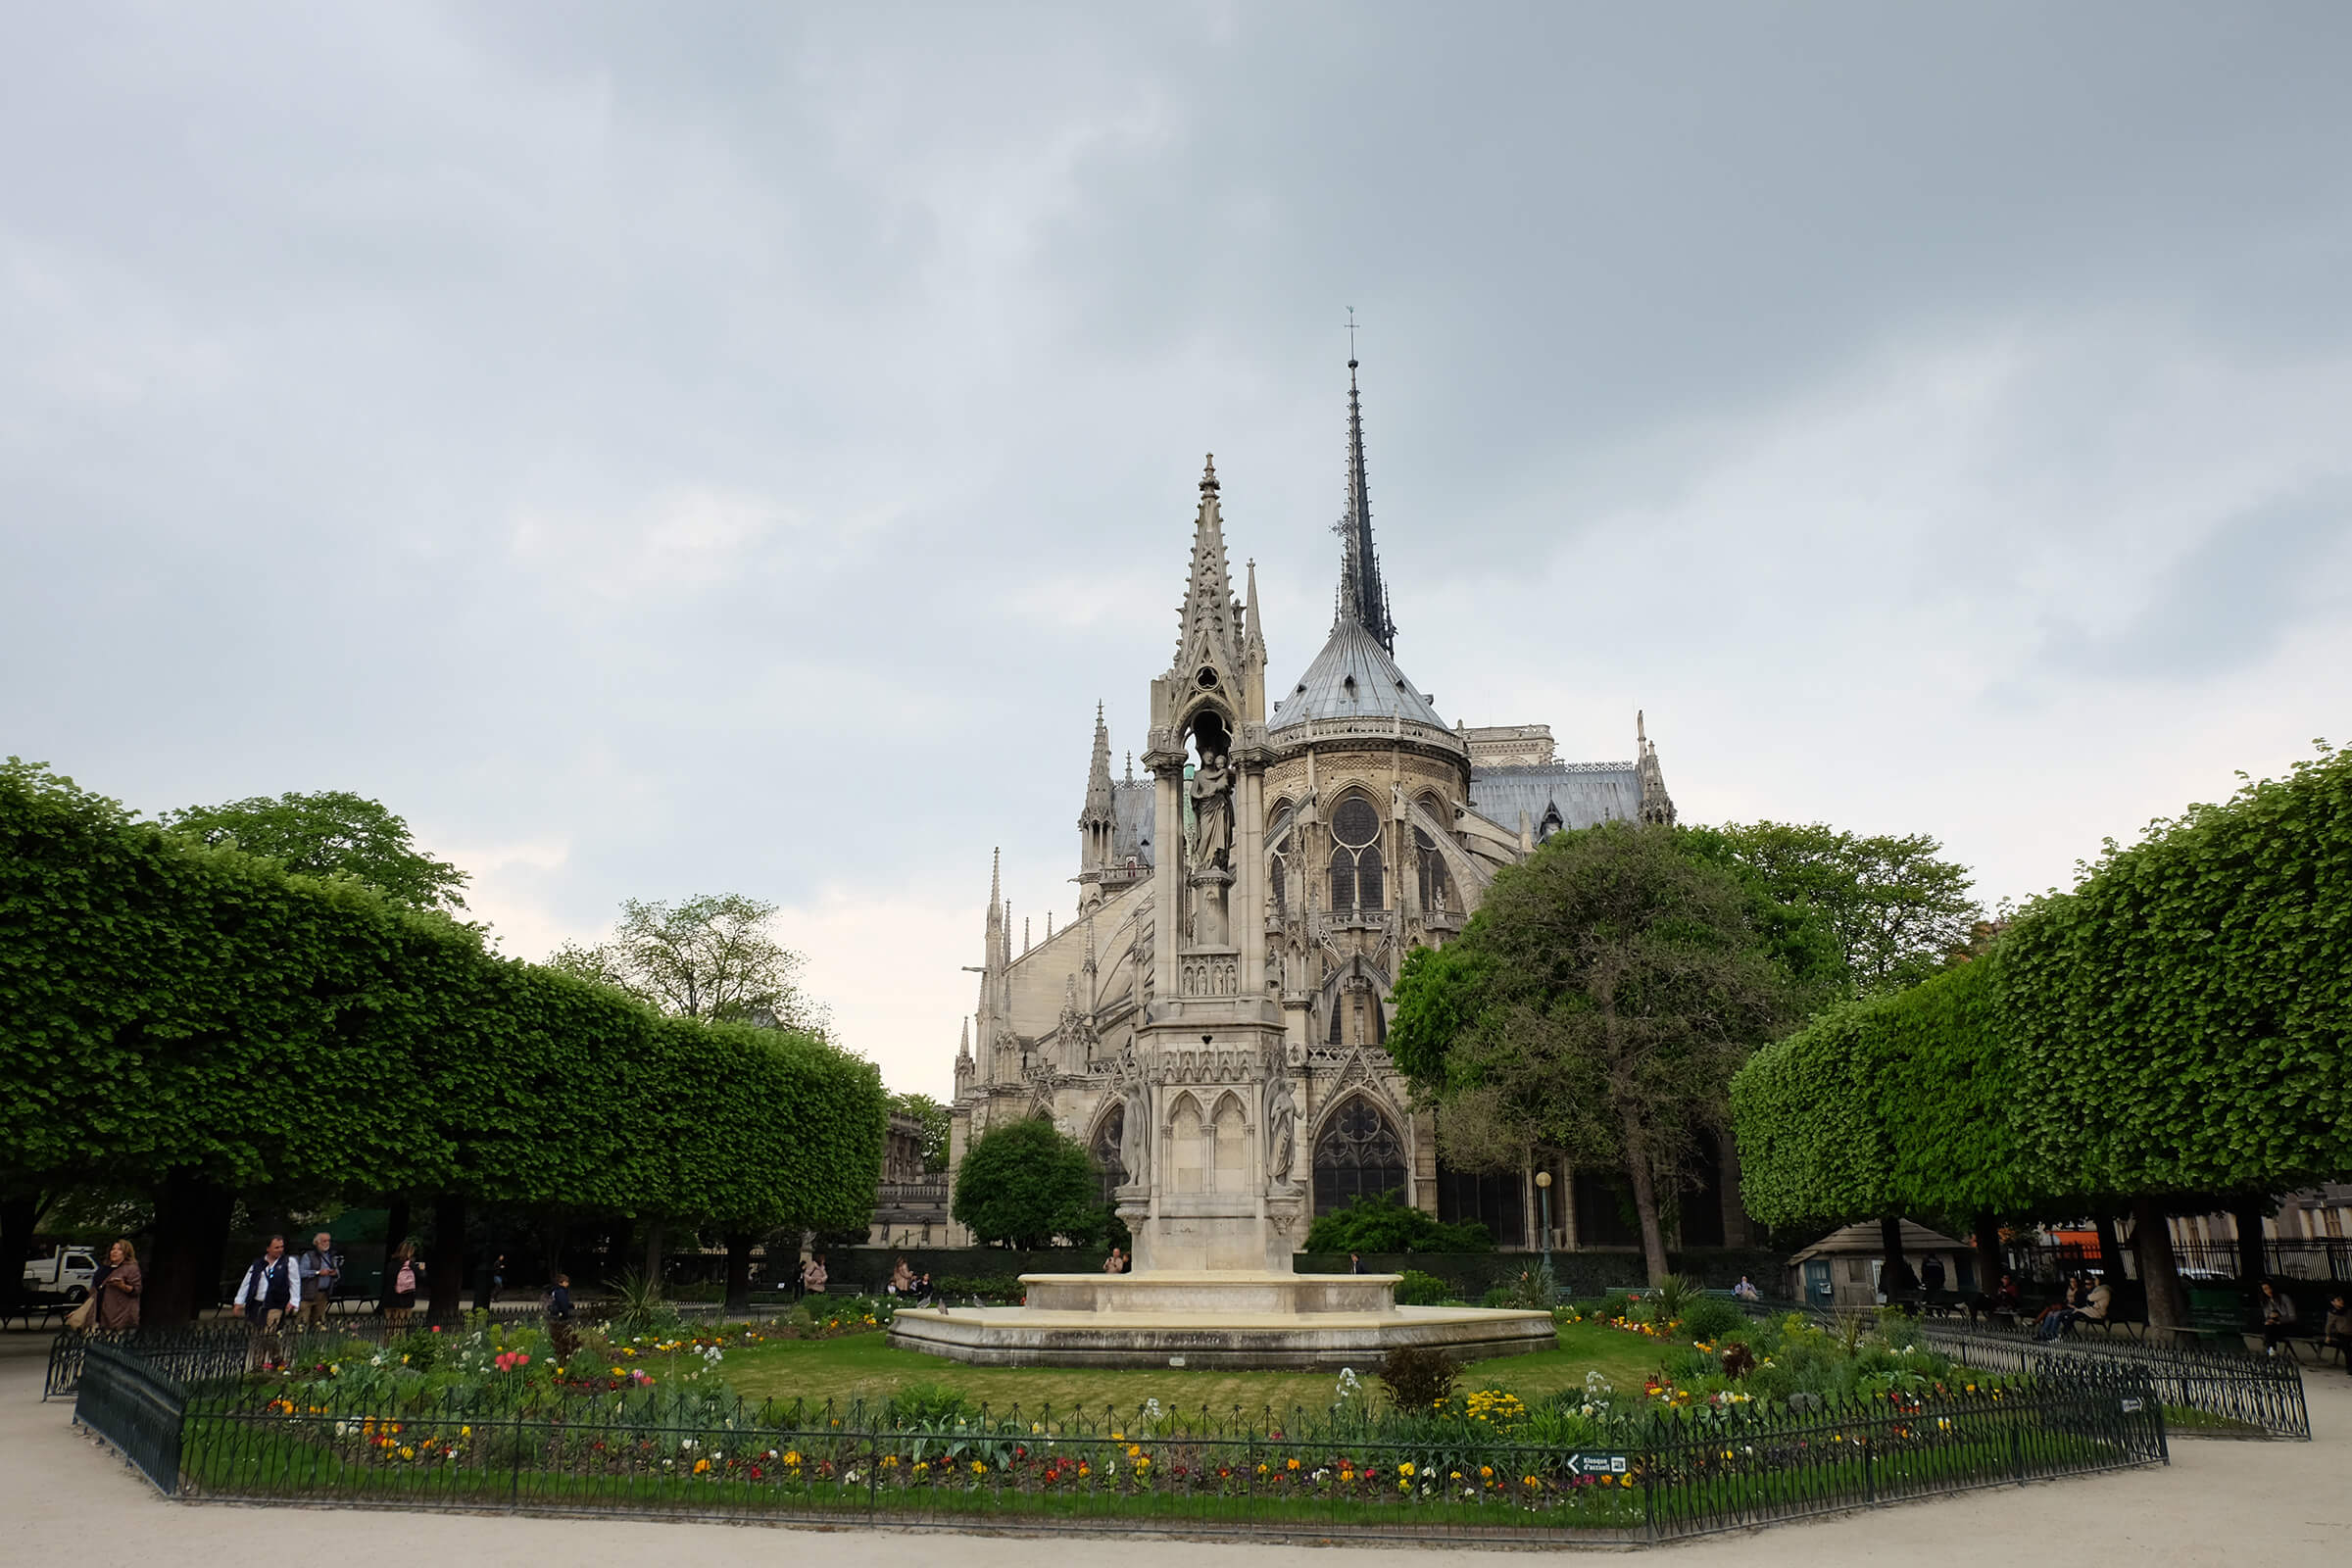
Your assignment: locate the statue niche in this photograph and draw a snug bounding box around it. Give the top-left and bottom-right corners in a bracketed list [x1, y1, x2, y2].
[1184, 709, 1237, 951]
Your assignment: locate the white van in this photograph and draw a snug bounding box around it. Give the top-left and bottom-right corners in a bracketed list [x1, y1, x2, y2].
[23, 1247, 101, 1302]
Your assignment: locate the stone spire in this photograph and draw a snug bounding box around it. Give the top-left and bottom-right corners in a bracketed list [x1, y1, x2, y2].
[1636, 710, 1678, 826]
[1335, 356, 1397, 654]
[1173, 455, 1244, 679]
[1243, 559, 1266, 665]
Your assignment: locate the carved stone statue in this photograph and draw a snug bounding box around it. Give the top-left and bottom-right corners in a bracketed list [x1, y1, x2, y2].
[1264, 1073, 1298, 1185]
[1189, 752, 1234, 869]
[1113, 1048, 1151, 1189]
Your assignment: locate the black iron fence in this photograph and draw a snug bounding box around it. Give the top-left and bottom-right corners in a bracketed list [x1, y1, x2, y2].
[74, 1342, 190, 1494]
[1916, 1320, 2310, 1440]
[44, 1308, 550, 1399]
[2009, 1238, 2352, 1285]
[153, 1378, 2163, 1541]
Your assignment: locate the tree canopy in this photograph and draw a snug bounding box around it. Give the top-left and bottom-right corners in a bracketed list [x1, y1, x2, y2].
[550, 894, 828, 1034]
[1731, 745, 2352, 1327]
[160, 789, 470, 911]
[1389, 821, 1795, 1282]
[951, 1116, 1105, 1249]
[1692, 821, 1981, 998]
[892, 1093, 953, 1171]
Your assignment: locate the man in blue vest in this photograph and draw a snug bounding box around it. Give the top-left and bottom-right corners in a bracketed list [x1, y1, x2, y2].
[232, 1235, 301, 1356]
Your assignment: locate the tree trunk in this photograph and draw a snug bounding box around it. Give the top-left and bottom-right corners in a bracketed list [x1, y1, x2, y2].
[146, 1171, 232, 1327]
[0, 1192, 40, 1313]
[377, 1197, 411, 1313]
[605, 1216, 634, 1289]
[641, 1219, 666, 1298]
[1623, 1153, 1671, 1285]
[428, 1194, 466, 1324]
[1880, 1214, 1911, 1298]
[724, 1232, 754, 1314]
[2093, 1211, 2129, 1285]
[2132, 1197, 2187, 1334]
[1972, 1208, 2002, 1302]
[2230, 1195, 2269, 1284]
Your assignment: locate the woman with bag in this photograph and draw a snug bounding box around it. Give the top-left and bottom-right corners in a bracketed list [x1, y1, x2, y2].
[94, 1240, 141, 1330]
[387, 1243, 423, 1327]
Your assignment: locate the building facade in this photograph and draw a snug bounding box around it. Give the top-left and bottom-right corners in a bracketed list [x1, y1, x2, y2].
[948, 362, 1750, 1255]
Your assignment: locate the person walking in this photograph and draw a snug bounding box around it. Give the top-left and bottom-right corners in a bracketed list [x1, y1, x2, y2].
[545, 1273, 574, 1322]
[1920, 1255, 1946, 1299]
[233, 1236, 301, 1358]
[95, 1240, 141, 1331]
[297, 1231, 338, 1329]
[386, 1243, 422, 1328]
[2259, 1281, 2298, 1355]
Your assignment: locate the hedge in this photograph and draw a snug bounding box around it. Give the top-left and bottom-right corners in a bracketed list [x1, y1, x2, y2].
[1733, 746, 2352, 1229]
[1, 760, 886, 1300]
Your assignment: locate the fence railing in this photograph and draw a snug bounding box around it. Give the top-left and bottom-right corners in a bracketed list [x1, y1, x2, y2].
[74, 1342, 189, 1494]
[45, 1307, 550, 1399]
[161, 1380, 2163, 1541]
[2007, 1238, 2352, 1285]
[1916, 1320, 2309, 1440]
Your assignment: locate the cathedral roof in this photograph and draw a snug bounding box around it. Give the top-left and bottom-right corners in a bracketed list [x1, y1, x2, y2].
[1269, 614, 1447, 733]
[1467, 762, 1644, 837]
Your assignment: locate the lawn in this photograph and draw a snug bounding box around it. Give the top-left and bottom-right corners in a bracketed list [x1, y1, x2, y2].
[715, 1316, 1666, 1417]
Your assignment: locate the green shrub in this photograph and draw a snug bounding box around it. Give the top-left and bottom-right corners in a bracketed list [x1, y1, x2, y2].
[1395, 1269, 1454, 1305]
[1682, 1297, 1745, 1343]
[1303, 1190, 1494, 1253]
[888, 1382, 974, 1425]
[1378, 1344, 1459, 1411]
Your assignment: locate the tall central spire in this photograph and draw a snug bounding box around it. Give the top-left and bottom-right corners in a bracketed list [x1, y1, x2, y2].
[1336, 356, 1397, 654]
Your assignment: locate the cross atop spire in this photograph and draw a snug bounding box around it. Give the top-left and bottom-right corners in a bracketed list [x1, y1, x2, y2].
[1335, 354, 1397, 654]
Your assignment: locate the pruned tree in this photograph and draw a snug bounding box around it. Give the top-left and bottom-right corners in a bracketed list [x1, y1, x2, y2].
[951, 1116, 1105, 1250]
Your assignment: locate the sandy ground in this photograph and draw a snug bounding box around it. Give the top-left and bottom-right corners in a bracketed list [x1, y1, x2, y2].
[3, 1338, 2346, 1565]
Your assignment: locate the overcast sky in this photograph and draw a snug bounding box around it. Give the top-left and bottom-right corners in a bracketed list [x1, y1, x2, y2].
[6, 4, 2348, 1098]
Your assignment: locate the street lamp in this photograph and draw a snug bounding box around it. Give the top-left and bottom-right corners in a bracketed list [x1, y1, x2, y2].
[1535, 1169, 1552, 1259]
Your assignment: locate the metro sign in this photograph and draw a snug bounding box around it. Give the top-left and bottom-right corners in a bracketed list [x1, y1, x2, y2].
[1563, 1453, 1630, 1476]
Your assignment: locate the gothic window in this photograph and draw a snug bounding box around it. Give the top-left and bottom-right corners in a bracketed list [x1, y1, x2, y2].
[1312, 1097, 1406, 1215]
[1539, 804, 1563, 842]
[1414, 825, 1450, 911]
[1210, 1094, 1247, 1193]
[1328, 794, 1385, 912]
[1327, 1003, 1343, 1046]
[1267, 801, 1294, 916]
[1169, 1097, 1205, 1194]
[1090, 1103, 1125, 1208]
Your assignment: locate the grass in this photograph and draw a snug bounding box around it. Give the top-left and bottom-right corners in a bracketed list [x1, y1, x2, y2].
[714, 1317, 1665, 1416]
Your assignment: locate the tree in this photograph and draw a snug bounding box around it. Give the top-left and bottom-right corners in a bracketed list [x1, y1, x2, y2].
[892, 1093, 953, 1172]
[951, 1116, 1104, 1249]
[1700, 822, 1981, 997]
[1390, 823, 1793, 1283]
[550, 895, 828, 1034]
[160, 790, 469, 910]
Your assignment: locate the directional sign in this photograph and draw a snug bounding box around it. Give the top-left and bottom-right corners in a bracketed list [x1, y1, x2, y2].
[1562, 1453, 1630, 1476]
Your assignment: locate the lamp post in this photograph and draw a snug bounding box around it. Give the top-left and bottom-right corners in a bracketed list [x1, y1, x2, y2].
[1534, 1168, 1555, 1303]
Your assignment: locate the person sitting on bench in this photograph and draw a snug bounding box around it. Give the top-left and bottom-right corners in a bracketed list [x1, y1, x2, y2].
[2259, 1281, 2297, 1356]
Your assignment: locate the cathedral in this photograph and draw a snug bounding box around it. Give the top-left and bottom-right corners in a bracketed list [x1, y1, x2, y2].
[945, 361, 1749, 1257]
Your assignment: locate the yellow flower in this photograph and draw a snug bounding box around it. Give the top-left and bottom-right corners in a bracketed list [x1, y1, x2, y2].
[1398, 1462, 1415, 1477]
[1523, 1475, 1540, 1489]
[460, 1426, 470, 1438]
[1286, 1457, 1299, 1471]
[882, 1455, 899, 1467]
[971, 1461, 987, 1475]
[1479, 1466, 1493, 1479]
[1110, 1431, 1124, 1442]
[1255, 1463, 1269, 1476]
[398, 1446, 415, 1460]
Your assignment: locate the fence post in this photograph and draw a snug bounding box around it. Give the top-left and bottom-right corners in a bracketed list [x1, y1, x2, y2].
[510, 1413, 523, 1506]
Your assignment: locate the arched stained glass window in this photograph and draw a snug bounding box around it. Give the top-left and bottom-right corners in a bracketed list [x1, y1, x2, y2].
[1328, 794, 1385, 912]
[1312, 1097, 1407, 1215]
